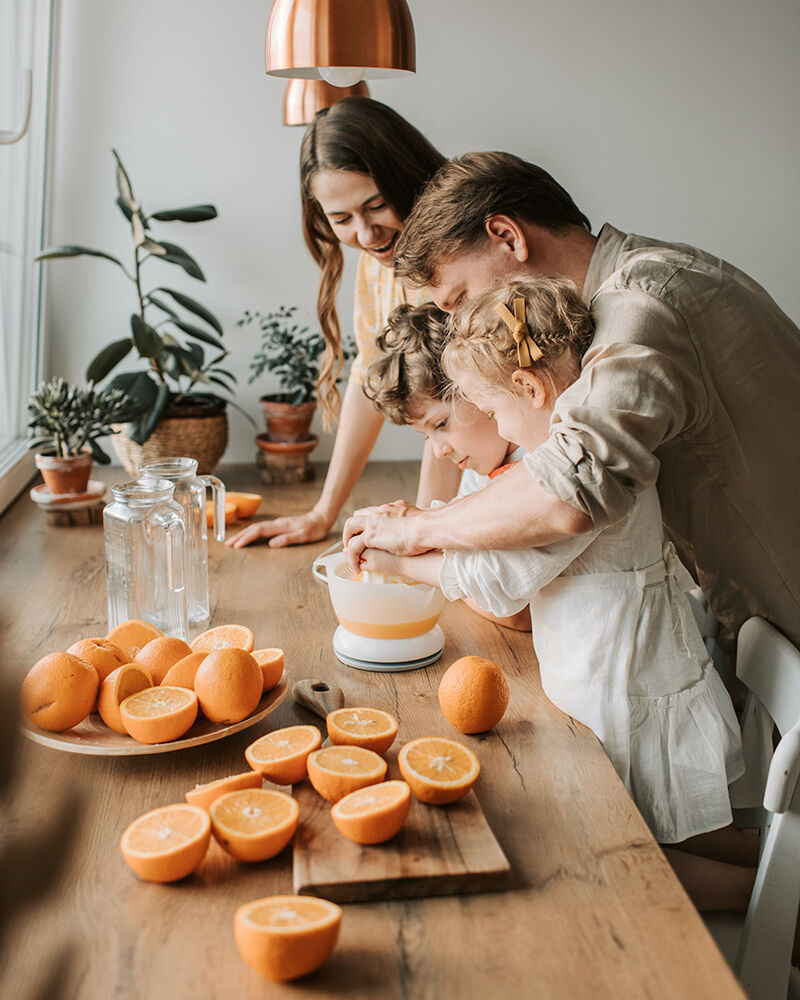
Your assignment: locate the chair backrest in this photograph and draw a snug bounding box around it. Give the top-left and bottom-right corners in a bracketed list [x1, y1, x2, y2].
[732, 618, 800, 1000]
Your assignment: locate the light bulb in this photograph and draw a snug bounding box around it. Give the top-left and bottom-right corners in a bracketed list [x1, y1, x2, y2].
[318, 66, 366, 88]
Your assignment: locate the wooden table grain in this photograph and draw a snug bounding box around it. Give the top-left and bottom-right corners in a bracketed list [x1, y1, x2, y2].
[1, 462, 745, 1000]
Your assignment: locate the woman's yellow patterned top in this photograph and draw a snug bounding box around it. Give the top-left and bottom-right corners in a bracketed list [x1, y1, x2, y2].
[348, 251, 430, 387]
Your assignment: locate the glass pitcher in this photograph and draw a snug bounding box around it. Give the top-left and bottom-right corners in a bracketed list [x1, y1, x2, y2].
[103, 479, 188, 638]
[139, 457, 225, 626]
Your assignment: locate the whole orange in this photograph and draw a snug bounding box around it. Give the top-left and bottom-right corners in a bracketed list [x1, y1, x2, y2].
[21, 651, 99, 731]
[194, 648, 263, 724]
[437, 655, 509, 734]
[66, 638, 127, 685]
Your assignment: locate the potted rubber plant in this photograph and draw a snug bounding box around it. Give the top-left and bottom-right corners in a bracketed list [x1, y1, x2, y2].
[28, 378, 135, 494]
[34, 150, 251, 476]
[238, 305, 354, 443]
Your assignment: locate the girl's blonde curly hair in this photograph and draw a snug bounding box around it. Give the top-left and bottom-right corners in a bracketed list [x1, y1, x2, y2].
[442, 275, 595, 394]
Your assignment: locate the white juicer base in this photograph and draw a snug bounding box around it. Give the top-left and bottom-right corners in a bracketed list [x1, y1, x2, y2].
[332, 624, 444, 672]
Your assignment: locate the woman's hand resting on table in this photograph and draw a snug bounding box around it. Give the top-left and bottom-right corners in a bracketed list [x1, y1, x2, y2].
[225, 508, 331, 549]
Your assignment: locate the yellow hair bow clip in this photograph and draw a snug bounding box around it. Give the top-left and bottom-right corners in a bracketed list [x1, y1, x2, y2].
[495, 298, 543, 367]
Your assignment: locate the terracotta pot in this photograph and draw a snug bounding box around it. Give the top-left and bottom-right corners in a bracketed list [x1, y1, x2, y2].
[111, 396, 228, 477]
[35, 451, 93, 495]
[260, 395, 316, 443]
[255, 432, 318, 484]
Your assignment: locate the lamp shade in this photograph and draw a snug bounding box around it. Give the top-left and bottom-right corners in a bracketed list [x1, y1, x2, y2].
[283, 79, 370, 126]
[266, 0, 416, 81]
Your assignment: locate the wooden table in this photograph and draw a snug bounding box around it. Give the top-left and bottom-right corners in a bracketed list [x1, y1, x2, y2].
[1, 462, 745, 999]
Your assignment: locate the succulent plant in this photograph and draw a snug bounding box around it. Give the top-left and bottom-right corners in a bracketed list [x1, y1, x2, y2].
[239, 305, 354, 406]
[27, 377, 135, 463]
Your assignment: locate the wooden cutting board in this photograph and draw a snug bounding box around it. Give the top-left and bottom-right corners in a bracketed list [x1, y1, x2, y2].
[291, 679, 511, 903]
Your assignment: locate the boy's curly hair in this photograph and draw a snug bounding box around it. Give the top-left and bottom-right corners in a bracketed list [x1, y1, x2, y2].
[363, 302, 450, 425]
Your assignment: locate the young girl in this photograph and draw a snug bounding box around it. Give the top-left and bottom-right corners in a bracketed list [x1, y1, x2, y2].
[358, 275, 755, 906]
[363, 301, 529, 632]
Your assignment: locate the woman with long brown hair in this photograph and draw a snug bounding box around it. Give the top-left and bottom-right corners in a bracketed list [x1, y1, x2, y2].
[227, 97, 456, 548]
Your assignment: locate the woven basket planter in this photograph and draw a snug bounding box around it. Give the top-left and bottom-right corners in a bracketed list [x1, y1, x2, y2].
[111, 398, 228, 477]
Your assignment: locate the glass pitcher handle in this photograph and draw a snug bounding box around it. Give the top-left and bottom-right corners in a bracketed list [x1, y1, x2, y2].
[165, 515, 185, 594]
[200, 475, 226, 542]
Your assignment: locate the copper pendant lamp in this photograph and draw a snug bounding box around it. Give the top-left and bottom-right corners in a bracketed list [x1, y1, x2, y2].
[266, 0, 416, 85]
[283, 79, 370, 126]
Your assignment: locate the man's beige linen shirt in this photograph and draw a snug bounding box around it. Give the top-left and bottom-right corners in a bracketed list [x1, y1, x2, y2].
[524, 224, 800, 646]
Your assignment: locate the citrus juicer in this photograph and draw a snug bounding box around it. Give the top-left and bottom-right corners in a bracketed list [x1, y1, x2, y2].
[312, 547, 445, 671]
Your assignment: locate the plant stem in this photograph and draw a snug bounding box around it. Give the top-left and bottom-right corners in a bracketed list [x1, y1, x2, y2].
[133, 236, 166, 386]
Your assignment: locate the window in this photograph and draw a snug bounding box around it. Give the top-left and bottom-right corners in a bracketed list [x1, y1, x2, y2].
[0, 0, 53, 511]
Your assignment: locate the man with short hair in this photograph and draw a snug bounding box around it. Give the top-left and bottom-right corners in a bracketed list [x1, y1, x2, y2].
[344, 151, 800, 648]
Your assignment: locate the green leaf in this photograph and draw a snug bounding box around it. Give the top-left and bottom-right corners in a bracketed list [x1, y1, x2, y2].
[207, 375, 233, 392]
[86, 338, 133, 382]
[148, 204, 217, 223]
[111, 149, 136, 211]
[132, 383, 172, 445]
[152, 287, 223, 335]
[210, 366, 238, 384]
[154, 241, 205, 281]
[140, 237, 167, 255]
[171, 318, 224, 351]
[34, 245, 125, 268]
[146, 295, 180, 319]
[116, 197, 133, 222]
[130, 314, 163, 358]
[108, 371, 159, 414]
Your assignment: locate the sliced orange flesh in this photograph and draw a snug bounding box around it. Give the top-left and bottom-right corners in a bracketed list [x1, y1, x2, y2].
[307, 746, 387, 803]
[120, 686, 198, 744]
[191, 624, 255, 653]
[207, 500, 238, 527]
[210, 789, 299, 862]
[334, 779, 410, 816]
[326, 707, 398, 755]
[120, 804, 210, 882]
[398, 737, 480, 805]
[330, 780, 411, 844]
[240, 896, 341, 929]
[185, 771, 263, 811]
[245, 725, 322, 785]
[106, 620, 163, 660]
[226, 492, 262, 519]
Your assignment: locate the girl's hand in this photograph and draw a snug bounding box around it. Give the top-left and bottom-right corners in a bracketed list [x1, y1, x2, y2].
[225, 509, 331, 549]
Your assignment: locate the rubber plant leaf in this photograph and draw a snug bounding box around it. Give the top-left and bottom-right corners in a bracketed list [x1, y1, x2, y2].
[152, 287, 223, 335]
[148, 204, 217, 222]
[34, 245, 125, 268]
[130, 314, 163, 358]
[86, 338, 132, 383]
[171, 318, 224, 351]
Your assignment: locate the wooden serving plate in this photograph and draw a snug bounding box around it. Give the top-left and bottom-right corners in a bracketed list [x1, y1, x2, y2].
[19, 672, 287, 756]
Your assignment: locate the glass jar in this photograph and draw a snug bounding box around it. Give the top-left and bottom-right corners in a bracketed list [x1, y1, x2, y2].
[139, 457, 225, 626]
[103, 479, 188, 638]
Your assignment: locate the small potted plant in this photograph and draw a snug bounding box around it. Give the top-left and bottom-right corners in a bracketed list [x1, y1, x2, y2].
[239, 305, 354, 443]
[28, 378, 135, 494]
[34, 150, 252, 476]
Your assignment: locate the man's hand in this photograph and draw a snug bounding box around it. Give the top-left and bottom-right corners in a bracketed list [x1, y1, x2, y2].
[343, 500, 430, 570]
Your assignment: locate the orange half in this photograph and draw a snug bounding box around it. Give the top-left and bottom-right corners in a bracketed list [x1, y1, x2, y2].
[185, 771, 263, 811]
[326, 706, 398, 755]
[120, 804, 210, 882]
[226, 492, 262, 519]
[235, 895, 341, 981]
[97, 663, 154, 734]
[191, 623, 255, 653]
[252, 648, 284, 692]
[245, 725, 322, 785]
[120, 686, 198, 744]
[210, 789, 299, 862]
[307, 746, 387, 803]
[331, 779, 411, 844]
[106, 619, 163, 660]
[398, 737, 480, 805]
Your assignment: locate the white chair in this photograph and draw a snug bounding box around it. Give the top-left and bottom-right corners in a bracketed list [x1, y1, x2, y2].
[707, 617, 800, 1000]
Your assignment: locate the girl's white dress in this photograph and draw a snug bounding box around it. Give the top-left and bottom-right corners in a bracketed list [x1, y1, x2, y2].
[439, 486, 744, 844]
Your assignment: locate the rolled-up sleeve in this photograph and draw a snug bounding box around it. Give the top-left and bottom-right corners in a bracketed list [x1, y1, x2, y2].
[524, 289, 708, 529]
[439, 532, 599, 616]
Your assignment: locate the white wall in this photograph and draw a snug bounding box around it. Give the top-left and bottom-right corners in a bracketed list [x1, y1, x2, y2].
[44, 0, 800, 465]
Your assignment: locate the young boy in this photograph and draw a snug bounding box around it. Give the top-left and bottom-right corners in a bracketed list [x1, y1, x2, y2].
[363, 301, 529, 631]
